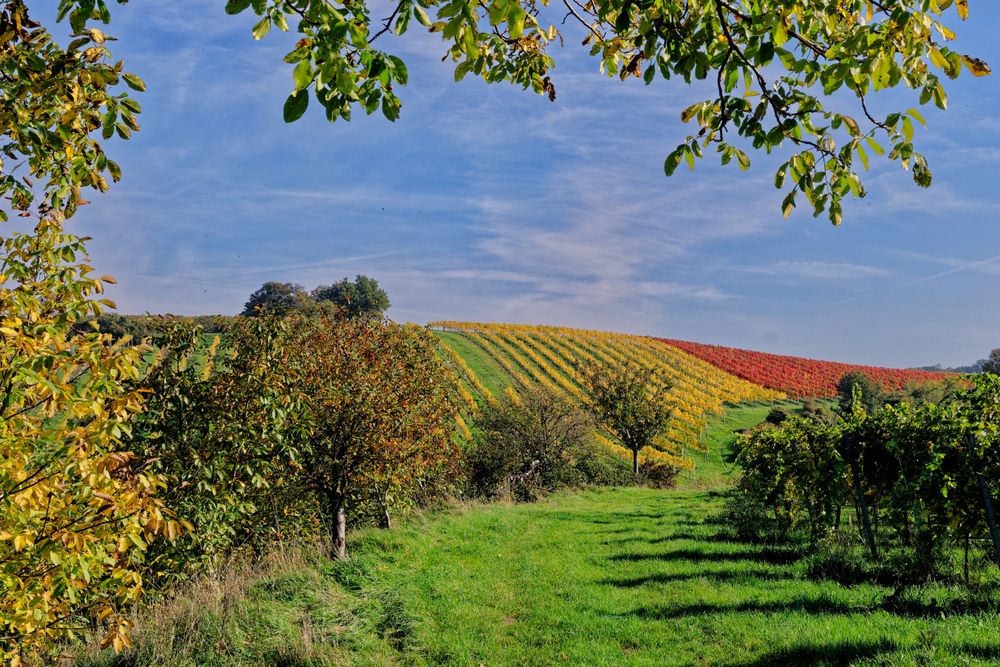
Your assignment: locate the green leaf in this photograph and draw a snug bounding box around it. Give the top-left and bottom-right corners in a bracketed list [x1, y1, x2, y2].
[906, 107, 926, 127]
[414, 5, 433, 26]
[121, 73, 146, 92]
[283, 91, 309, 122]
[901, 116, 914, 143]
[225, 0, 253, 15]
[293, 59, 312, 90]
[684, 146, 695, 170]
[388, 56, 409, 85]
[663, 148, 683, 177]
[252, 16, 271, 40]
[508, 6, 527, 39]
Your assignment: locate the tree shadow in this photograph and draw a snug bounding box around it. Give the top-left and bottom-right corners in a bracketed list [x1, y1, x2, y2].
[609, 546, 802, 566]
[600, 568, 794, 588]
[724, 639, 1000, 667]
[627, 596, 869, 620]
[726, 639, 897, 666]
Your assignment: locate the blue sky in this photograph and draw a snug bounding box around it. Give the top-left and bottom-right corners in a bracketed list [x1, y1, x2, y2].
[53, 0, 999, 368]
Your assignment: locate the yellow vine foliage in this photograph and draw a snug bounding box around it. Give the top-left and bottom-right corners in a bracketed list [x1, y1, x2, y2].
[430, 322, 784, 469]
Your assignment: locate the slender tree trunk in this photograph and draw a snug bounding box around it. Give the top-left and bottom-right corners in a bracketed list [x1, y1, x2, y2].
[632, 448, 639, 477]
[379, 496, 392, 530]
[328, 490, 347, 560]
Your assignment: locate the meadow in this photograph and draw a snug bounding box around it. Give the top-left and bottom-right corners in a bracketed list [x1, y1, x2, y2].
[76, 407, 1000, 667]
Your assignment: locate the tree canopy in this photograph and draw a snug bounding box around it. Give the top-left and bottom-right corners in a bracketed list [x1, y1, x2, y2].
[312, 274, 391, 320]
[226, 0, 988, 225]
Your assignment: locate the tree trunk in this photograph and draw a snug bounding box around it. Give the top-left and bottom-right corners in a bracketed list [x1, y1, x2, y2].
[328, 491, 347, 560]
[632, 448, 639, 477]
[379, 499, 392, 530]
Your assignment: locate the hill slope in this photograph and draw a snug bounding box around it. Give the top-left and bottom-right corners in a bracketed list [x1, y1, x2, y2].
[431, 322, 784, 469]
[656, 338, 950, 399]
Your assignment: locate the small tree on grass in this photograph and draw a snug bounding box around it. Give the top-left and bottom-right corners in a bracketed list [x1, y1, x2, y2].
[580, 362, 674, 477]
[469, 385, 595, 500]
[283, 316, 458, 559]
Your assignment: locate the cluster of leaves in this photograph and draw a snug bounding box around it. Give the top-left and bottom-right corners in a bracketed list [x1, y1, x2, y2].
[222, 0, 989, 223]
[0, 1, 172, 661]
[735, 374, 1000, 584]
[120, 318, 319, 590]
[468, 385, 598, 500]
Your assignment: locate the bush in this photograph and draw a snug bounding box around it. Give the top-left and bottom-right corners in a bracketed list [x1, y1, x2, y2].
[468, 386, 596, 500]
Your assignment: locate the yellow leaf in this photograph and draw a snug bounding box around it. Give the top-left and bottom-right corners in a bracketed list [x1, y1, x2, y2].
[100, 274, 118, 284]
[962, 55, 992, 77]
[956, 0, 968, 20]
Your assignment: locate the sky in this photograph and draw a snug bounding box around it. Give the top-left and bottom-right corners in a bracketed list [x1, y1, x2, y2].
[42, 1, 1000, 368]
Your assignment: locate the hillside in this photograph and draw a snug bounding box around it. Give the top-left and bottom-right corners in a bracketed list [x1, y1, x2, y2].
[656, 338, 951, 399]
[430, 322, 785, 470]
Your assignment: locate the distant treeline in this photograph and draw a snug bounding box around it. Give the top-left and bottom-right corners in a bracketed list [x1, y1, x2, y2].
[74, 313, 236, 341]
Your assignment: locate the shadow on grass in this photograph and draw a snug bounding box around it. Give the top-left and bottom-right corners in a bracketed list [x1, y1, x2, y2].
[609, 547, 802, 566]
[600, 568, 794, 588]
[724, 639, 1000, 667]
[627, 595, 871, 620]
[726, 639, 897, 666]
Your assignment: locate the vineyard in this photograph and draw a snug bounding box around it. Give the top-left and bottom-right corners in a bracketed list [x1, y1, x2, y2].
[656, 338, 950, 399]
[430, 322, 785, 470]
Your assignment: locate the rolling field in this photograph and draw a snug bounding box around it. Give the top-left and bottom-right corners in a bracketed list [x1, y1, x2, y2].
[431, 322, 785, 470]
[657, 338, 950, 399]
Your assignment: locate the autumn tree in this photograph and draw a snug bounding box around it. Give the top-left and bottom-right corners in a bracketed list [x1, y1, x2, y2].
[0, 2, 174, 660]
[580, 362, 674, 477]
[311, 274, 391, 321]
[282, 316, 458, 558]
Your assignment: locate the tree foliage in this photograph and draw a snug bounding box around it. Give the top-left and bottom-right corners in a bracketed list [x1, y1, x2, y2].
[312, 274, 391, 321]
[982, 348, 1000, 375]
[580, 362, 674, 476]
[468, 385, 596, 500]
[736, 374, 1000, 583]
[1, 1, 171, 660]
[836, 370, 884, 414]
[215, 0, 988, 224]
[281, 316, 459, 558]
[240, 281, 309, 317]
[122, 318, 313, 587]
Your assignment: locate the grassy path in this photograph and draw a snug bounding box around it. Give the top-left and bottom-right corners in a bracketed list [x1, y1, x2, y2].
[336, 489, 999, 666]
[83, 404, 998, 666]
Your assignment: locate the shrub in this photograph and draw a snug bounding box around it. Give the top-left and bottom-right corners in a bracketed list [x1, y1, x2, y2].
[468, 386, 596, 500]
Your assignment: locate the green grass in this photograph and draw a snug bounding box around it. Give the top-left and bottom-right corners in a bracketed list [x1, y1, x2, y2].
[432, 330, 510, 398]
[93, 486, 1000, 666]
[679, 400, 805, 489]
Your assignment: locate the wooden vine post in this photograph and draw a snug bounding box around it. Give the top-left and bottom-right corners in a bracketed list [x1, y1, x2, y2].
[844, 433, 878, 559]
[973, 435, 1000, 568]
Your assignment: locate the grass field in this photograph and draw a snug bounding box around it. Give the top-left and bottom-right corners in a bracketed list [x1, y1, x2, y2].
[88, 487, 1000, 666]
[82, 405, 999, 667]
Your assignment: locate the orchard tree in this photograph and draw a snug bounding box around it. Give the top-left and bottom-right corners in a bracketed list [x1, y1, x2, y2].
[240, 281, 309, 316]
[581, 362, 673, 476]
[312, 274, 391, 321]
[282, 315, 458, 558]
